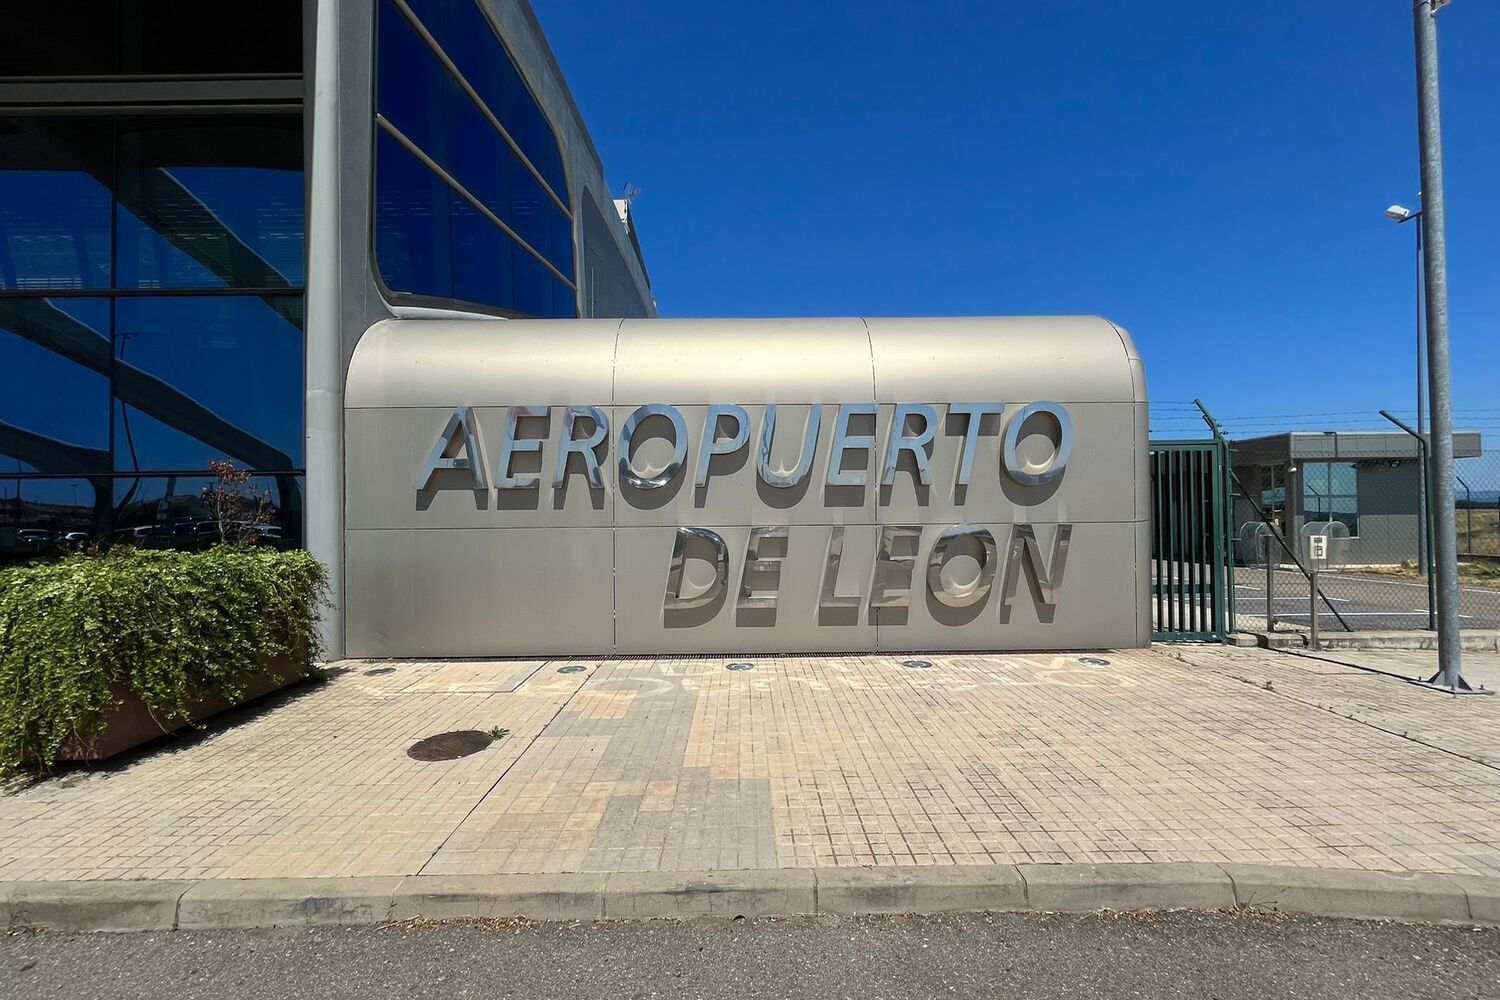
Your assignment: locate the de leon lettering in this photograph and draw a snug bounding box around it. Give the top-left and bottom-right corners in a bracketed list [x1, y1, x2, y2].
[412, 400, 1075, 621]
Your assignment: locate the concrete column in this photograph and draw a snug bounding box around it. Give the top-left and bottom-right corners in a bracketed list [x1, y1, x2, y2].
[304, 0, 345, 659]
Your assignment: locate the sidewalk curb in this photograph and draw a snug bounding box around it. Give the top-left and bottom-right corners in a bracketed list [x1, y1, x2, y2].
[1229, 630, 1500, 652]
[5, 864, 1498, 933]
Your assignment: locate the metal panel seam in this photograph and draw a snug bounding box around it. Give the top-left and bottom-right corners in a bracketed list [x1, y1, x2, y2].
[859, 316, 877, 401]
[611, 318, 625, 652]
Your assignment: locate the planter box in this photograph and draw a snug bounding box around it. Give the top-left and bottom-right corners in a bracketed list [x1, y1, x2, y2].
[58, 654, 308, 762]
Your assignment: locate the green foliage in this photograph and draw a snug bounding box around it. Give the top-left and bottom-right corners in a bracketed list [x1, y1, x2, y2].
[0, 546, 327, 774]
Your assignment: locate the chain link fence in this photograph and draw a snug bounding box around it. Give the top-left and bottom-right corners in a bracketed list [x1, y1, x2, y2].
[1228, 431, 1500, 634]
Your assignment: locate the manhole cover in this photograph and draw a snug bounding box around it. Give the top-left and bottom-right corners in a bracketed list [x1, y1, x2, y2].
[902, 659, 934, 669]
[557, 665, 586, 674]
[363, 667, 395, 676]
[406, 730, 493, 762]
[1078, 656, 1111, 667]
[726, 662, 754, 671]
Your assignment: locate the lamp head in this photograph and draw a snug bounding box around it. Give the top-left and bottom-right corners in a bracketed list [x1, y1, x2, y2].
[1385, 204, 1415, 222]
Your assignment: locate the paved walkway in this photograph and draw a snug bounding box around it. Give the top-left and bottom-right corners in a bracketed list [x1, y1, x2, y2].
[2, 646, 1498, 883]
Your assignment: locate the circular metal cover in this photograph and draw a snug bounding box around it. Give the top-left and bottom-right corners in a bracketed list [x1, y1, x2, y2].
[1078, 656, 1112, 667]
[902, 659, 934, 669]
[406, 730, 493, 762]
[726, 662, 754, 671]
[557, 665, 587, 674]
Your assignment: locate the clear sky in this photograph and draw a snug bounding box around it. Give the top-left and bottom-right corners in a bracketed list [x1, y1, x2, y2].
[535, 1, 1498, 442]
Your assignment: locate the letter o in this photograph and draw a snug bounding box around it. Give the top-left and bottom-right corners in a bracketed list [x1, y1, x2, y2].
[619, 404, 688, 489]
[1002, 401, 1072, 486]
[926, 524, 998, 608]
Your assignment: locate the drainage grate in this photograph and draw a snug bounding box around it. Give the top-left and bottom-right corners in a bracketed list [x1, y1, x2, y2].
[363, 667, 396, 676]
[1078, 656, 1112, 667]
[726, 662, 754, 671]
[902, 659, 934, 669]
[557, 665, 587, 674]
[406, 730, 493, 762]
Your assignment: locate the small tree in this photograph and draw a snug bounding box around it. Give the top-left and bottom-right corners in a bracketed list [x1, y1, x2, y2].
[202, 460, 274, 545]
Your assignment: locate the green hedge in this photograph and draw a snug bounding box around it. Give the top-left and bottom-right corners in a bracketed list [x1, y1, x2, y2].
[0, 546, 327, 774]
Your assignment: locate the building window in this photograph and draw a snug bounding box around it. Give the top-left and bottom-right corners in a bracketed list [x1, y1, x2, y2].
[373, 0, 576, 317]
[0, 114, 305, 560]
[0, 1, 303, 78]
[1302, 461, 1358, 535]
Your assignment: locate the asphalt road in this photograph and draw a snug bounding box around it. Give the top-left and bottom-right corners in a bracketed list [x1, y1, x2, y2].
[1235, 568, 1500, 631]
[4, 911, 1498, 1000]
[1155, 561, 1500, 633]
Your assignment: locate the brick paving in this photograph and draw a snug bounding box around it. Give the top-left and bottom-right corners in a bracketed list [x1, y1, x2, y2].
[2, 647, 1498, 882]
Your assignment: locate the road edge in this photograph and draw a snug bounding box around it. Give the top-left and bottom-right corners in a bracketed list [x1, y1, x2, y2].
[3, 863, 1497, 933]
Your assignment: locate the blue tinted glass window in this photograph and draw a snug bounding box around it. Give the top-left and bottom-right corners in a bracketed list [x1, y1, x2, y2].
[374, 0, 575, 316]
[442, 73, 512, 223]
[0, 298, 111, 475]
[377, 0, 447, 157]
[115, 118, 304, 290]
[111, 474, 303, 548]
[551, 272, 577, 319]
[437, 0, 567, 200]
[497, 66, 567, 204]
[0, 478, 102, 563]
[511, 250, 573, 319]
[112, 296, 304, 473]
[441, 62, 570, 279]
[375, 131, 454, 301]
[506, 161, 572, 279]
[0, 118, 113, 290]
[451, 198, 514, 308]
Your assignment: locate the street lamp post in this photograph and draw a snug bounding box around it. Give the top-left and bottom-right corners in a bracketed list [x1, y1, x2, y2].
[1385, 202, 1430, 580]
[1410, 0, 1474, 692]
[1383, 203, 1425, 443]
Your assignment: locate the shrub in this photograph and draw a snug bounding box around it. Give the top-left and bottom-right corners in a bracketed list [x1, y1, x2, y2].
[0, 546, 327, 774]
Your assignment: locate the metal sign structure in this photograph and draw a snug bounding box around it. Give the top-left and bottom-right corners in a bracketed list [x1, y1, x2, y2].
[341, 316, 1150, 657]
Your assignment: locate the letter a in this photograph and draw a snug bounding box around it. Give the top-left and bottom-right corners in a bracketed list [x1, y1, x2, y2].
[415, 406, 489, 491]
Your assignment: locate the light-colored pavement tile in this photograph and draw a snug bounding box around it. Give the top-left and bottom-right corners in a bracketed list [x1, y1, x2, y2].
[2, 647, 1499, 881]
[1172, 646, 1498, 766]
[0, 660, 588, 881]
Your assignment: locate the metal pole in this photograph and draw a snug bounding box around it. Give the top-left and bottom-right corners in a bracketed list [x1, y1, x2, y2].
[1265, 536, 1276, 631]
[1415, 220, 1429, 577]
[1309, 570, 1319, 651]
[1193, 399, 1236, 636]
[1456, 474, 1472, 556]
[1422, 446, 1436, 626]
[1412, 0, 1464, 689]
[1416, 221, 1425, 442]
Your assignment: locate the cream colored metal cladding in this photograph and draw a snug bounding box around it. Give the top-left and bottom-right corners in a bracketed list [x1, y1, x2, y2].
[343, 317, 1149, 656]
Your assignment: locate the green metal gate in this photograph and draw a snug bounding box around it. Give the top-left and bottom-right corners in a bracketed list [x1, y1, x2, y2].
[1150, 439, 1233, 641]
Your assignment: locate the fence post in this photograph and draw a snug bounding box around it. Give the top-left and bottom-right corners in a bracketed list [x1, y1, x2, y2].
[1309, 569, 1319, 650]
[1194, 399, 1235, 637]
[1265, 538, 1276, 632]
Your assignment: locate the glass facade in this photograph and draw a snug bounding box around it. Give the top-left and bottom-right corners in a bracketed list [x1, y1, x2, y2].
[0, 88, 305, 559]
[374, 0, 577, 317]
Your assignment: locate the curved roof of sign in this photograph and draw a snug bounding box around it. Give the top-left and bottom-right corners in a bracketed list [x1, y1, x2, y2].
[344, 316, 1146, 409]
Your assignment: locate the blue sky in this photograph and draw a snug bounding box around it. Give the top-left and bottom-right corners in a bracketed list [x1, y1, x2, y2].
[536, 1, 1498, 442]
